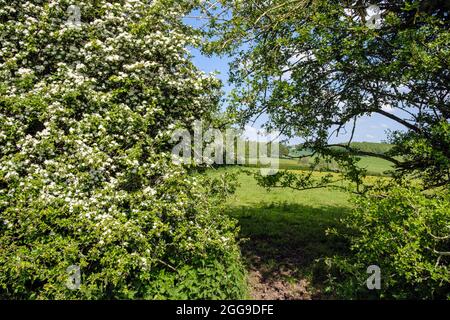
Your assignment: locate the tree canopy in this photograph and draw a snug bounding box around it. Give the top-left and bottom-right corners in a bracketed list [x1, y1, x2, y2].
[203, 0, 450, 189]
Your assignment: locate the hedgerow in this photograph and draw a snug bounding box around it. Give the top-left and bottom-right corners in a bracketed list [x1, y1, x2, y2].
[325, 183, 450, 299]
[0, 0, 246, 299]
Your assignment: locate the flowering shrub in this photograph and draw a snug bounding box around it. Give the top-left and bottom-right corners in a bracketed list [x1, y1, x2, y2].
[0, 0, 246, 299]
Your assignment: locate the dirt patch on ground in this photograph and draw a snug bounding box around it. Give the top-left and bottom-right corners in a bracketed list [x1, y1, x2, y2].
[230, 204, 349, 300]
[248, 268, 312, 300]
[244, 251, 316, 300]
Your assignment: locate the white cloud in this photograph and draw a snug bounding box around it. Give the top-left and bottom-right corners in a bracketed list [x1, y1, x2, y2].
[242, 125, 280, 143]
[381, 103, 394, 113]
[281, 51, 315, 81]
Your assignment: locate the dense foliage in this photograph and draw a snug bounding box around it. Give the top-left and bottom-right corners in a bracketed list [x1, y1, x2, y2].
[326, 183, 450, 299]
[0, 0, 246, 299]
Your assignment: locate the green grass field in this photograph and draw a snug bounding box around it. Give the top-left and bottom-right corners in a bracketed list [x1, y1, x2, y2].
[356, 157, 394, 175]
[207, 153, 393, 299]
[209, 167, 353, 299]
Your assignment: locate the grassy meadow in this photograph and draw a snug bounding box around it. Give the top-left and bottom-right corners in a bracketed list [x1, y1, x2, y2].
[207, 167, 351, 299]
[207, 156, 392, 299]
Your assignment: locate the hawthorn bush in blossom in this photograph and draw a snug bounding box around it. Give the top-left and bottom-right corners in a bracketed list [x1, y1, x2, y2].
[0, 0, 246, 299]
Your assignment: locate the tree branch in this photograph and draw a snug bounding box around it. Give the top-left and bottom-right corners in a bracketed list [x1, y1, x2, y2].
[374, 109, 423, 134]
[325, 144, 401, 166]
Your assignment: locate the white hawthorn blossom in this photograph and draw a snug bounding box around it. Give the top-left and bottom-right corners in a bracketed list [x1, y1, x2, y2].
[0, 0, 243, 300]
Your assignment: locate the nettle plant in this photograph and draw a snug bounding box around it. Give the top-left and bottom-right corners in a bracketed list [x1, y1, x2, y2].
[0, 0, 246, 299]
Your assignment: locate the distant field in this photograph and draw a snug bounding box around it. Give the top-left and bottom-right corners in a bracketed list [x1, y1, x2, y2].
[239, 141, 395, 176]
[356, 157, 394, 175]
[244, 156, 394, 176]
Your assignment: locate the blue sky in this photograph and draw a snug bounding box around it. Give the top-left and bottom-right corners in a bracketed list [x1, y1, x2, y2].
[186, 18, 404, 145]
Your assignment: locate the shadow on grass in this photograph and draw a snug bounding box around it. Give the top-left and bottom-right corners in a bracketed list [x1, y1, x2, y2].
[226, 202, 350, 299]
